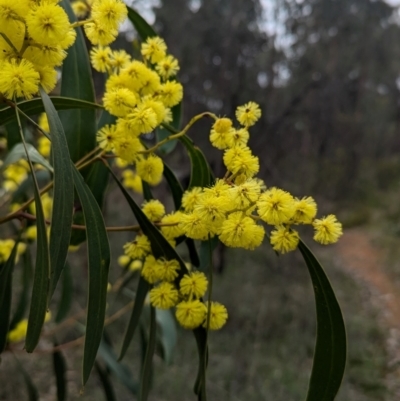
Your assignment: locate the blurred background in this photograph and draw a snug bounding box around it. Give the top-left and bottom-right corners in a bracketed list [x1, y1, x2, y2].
[4, 0, 400, 400]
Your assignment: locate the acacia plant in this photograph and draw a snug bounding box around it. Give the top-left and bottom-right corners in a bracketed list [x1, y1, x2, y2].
[0, 0, 346, 400]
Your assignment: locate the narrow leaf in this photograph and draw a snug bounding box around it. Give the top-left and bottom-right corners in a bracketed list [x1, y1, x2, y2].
[59, 0, 97, 165]
[0, 239, 19, 353]
[179, 135, 211, 188]
[40, 88, 74, 301]
[127, 6, 157, 40]
[95, 362, 117, 401]
[55, 262, 73, 323]
[193, 327, 208, 399]
[139, 306, 156, 401]
[2, 143, 53, 172]
[0, 97, 101, 126]
[10, 249, 33, 330]
[72, 166, 111, 386]
[52, 343, 67, 401]
[5, 120, 23, 151]
[298, 240, 347, 401]
[142, 181, 154, 201]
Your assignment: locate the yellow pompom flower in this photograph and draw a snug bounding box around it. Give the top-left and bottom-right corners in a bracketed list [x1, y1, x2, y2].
[23, 45, 67, 68]
[223, 145, 259, 178]
[96, 124, 120, 151]
[123, 234, 151, 259]
[140, 98, 166, 125]
[0, 22, 24, 60]
[160, 212, 185, 239]
[141, 36, 167, 64]
[25, 225, 38, 241]
[175, 300, 207, 329]
[38, 136, 51, 158]
[270, 226, 299, 254]
[38, 113, 50, 132]
[228, 178, 262, 210]
[84, 22, 117, 46]
[114, 135, 143, 163]
[194, 193, 228, 224]
[109, 49, 131, 72]
[313, 215, 343, 245]
[0, 59, 39, 100]
[142, 199, 165, 222]
[159, 81, 183, 107]
[138, 68, 161, 96]
[157, 258, 180, 282]
[59, 28, 77, 50]
[26, 3, 70, 46]
[257, 187, 296, 225]
[136, 154, 164, 186]
[209, 118, 235, 149]
[292, 196, 317, 224]
[71, 1, 89, 18]
[182, 187, 203, 212]
[126, 104, 158, 134]
[156, 55, 180, 79]
[231, 128, 250, 147]
[122, 169, 143, 193]
[117, 254, 130, 268]
[35, 65, 58, 93]
[141, 255, 162, 284]
[150, 282, 179, 309]
[179, 212, 210, 240]
[91, 0, 127, 31]
[90, 46, 112, 73]
[103, 88, 137, 117]
[120, 60, 149, 92]
[236, 101, 261, 127]
[7, 319, 28, 343]
[219, 211, 265, 250]
[179, 271, 208, 299]
[203, 302, 228, 330]
[129, 260, 143, 271]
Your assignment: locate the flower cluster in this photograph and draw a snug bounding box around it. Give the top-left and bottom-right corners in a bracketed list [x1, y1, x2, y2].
[0, 0, 127, 101]
[93, 36, 183, 186]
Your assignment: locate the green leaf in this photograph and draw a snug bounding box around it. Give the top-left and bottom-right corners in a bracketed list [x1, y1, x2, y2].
[55, 262, 73, 324]
[2, 142, 53, 172]
[155, 309, 177, 365]
[119, 276, 150, 360]
[0, 239, 19, 353]
[127, 6, 157, 40]
[142, 181, 154, 201]
[72, 166, 111, 386]
[40, 88, 74, 301]
[298, 240, 347, 401]
[5, 120, 22, 150]
[139, 306, 156, 401]
[0, 97, 102, 126]
[199, 237, 219, 272]
[52, 343, 67, 401]
[95, 362, 117, 401]
[59, 0, 97, 165]
[11, 170, 51, 205]
[99, 339, 138, 395]
[193, 327, 208, 400]
[10, 249, 33, 330]
[179, 135, 211, 189]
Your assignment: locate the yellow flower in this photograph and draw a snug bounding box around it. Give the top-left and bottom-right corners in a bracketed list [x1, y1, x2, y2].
[96, 124, 120, 151]
[84, 22, 117, 46]
[90, 46, 112, 73]
[7, 319, 28, 343]
[270, 226, 299, 254]
[140, 98, 166, 125]
[257, 187, 296, 225]
[157, 258, 180, 282]
[38, 113, 49, 132]
[160, 212, 185, 239]
[141, 36, 167, 64]
[71, 1, 89, 18]
[179, 271, 208, 299]
[313, 215, 343, 245]
[126, 104, 158, 134]
[26, 3, 70, 46]
[91, 0, 127, 31]
[141, 255, 162, 284]
[123, 234, 151, 259]
[103, 87, 137, 117]
[38, 136, 51, 158]
[156, 55, 180, 79]
[182, 187, 203, 212]
[109, 49, 131, 73]
[194, 193, 228, 224]
[292, 196, 317, 224]
[219, 211, 265, 250]
[203, 302, 228, 330]
[235, 101, 261, 127]
[0, 59, 39, 100]
[228, 178, 262, 210]
[231, 128, 249, 147]
[175, 300, 207, 329]
[179, 212, 210, 240]
[114, 135, 143, 163]
[122, 169, 143, 194]
[23, 45, 67, 68]
[159, 81, 183, 107]
[136, 154, 164, 186]
[142, 199, 165, 222]
[150, 282, 179, 309]
[35, 65, 58, 93]
[209, 118, 235, 149]
[223, 145, 259, 178]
